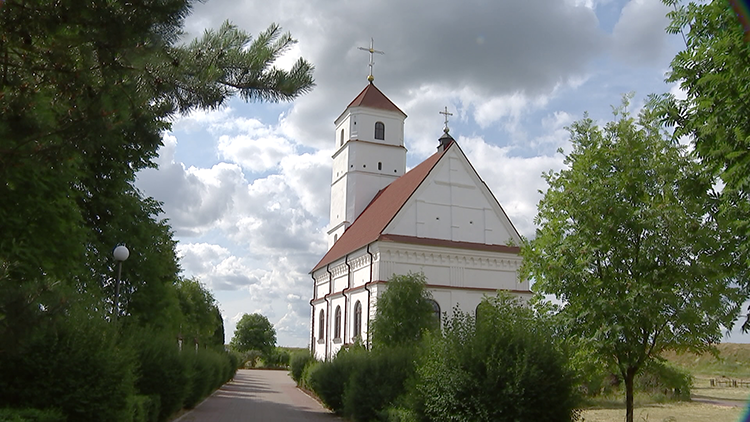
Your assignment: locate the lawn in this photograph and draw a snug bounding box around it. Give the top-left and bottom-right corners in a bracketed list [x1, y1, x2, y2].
[579, 343, 750, 422]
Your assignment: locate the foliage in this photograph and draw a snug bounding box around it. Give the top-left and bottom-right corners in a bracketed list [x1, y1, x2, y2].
[133, 332, 188, 422]
[370, 273, 437, 349]
[635, 360, 692, 402]
[661, 0, 750, 330]
[175, 277, 224, 349]
[342, 347, 416, 422]
[262, 347, 291, 368]
[290, 350, 315, 385]
[230, 313, 276, 356]
[522, 97, 742, 422]
[0, 409, 66, 422]
[0, 306, 136, 422]
[306, 346, 368, 413]
[412, 294, 579, 422]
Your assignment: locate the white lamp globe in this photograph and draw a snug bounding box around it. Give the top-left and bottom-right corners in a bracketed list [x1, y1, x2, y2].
[113, 245, 130, 262]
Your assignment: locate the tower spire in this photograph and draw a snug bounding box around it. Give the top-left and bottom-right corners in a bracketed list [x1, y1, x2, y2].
[358, 38, 384, 83]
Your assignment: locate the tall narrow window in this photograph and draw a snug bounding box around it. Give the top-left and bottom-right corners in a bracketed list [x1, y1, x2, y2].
[430, 300, 441, 328]
[318, 309, 325, 340]
[334, 306, 342, 339]
[377, 162, 382, 170]
[340, 129, 344, 146]
[374, 122, 385, 140]
[354, 301, 362, 339]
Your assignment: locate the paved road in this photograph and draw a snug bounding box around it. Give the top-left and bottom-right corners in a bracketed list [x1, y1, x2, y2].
[176, 369, 338, 422]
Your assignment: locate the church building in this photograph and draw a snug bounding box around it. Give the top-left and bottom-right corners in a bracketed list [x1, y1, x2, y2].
[309, 80, 531, 360]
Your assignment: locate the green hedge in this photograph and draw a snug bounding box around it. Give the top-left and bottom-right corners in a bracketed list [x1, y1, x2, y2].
[0, 408, 65, 422]
[289, 350, 315, 385]
[0, 311, 135, 422]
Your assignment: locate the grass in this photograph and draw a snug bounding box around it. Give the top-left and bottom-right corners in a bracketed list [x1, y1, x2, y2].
[578, 343, 750, 422]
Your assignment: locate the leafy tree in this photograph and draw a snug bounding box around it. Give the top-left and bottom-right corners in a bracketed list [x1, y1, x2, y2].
[0, 0, 314, 337]
[370, 272, 437, 349]
[522, 98, 743, 422]
[175, 277, 224, 348]
[413, 294, 579, 422]
[661, 0, 750, 328]
[230, 313, 276, 356]
[0, 0, 313, 418]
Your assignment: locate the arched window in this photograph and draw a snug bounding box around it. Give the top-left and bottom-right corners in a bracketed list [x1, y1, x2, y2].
[353, 301, 362, 339]
[318, 309, 325, 340]
[374, 122, 385, 140]
[378, 162, 382, 170]
[334, 306, 342, 339]
[340, 129, 344, 146]
[429, 300, 441, 328]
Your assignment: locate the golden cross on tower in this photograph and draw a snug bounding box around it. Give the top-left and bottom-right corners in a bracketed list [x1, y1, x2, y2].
[439, 106, 453, 134]
[358, 38, 384, 83]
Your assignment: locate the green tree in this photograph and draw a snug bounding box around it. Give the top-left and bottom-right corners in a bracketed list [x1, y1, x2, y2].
[0, 1, 313, 418]
[413, 294, 579, 422]
[369, 272, 438, 349]
[661, 0, 750, 328]
[230, 313, 276, 355]
[522, 98, 742, 422]
[0, 0, 314, 337]
[175, 277, 224, 349]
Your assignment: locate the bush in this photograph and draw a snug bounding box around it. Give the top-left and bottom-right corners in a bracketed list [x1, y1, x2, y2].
[134, 332, 188, 422]
[412, 294, 580, 422]
[306, 347, 368, 413]
[0, 308, 136, 422]
[342, 347, 416, 422]
[635, 360, 692, 401]
[127, 395, 159, 422]
[0, 408, 66, 422]
[301, 359, 320, 391]
[290, 350, 315, 385]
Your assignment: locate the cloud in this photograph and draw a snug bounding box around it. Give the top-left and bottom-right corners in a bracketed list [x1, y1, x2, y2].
[612, 0, 671, 65]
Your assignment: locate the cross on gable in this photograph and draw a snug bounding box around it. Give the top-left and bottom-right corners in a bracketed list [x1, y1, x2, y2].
[358, 38, 384, 82]
[439, 106, 453, 134]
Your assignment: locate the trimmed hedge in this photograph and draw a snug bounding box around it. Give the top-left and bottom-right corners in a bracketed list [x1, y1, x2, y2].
[0, 408, 65, 422]
[290, 350, 315, 385]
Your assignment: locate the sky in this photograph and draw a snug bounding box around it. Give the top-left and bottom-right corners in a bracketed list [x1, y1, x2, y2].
[135, 0, 750, 346]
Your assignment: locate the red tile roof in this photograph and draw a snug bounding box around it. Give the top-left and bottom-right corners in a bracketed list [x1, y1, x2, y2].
[312, 145, 447, 272]
[346, 83, 406, 117]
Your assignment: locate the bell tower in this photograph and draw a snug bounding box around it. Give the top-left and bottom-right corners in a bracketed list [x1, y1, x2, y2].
[327, 83, 407, 249]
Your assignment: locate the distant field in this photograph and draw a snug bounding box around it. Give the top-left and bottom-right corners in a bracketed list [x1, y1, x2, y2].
[580, 343, 750, 422]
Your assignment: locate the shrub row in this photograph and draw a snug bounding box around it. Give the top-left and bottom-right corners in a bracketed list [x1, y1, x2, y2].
[134, 333, 241, 421]
[0, 314, 241, 422]
[302, 346, 414, 422]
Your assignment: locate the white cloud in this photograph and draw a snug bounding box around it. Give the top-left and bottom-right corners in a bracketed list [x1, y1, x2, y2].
[612, 0, 671, 65]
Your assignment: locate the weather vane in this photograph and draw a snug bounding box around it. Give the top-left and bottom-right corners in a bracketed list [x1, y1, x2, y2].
[358, 38, 384, 83]
[439, 106, 453, 134]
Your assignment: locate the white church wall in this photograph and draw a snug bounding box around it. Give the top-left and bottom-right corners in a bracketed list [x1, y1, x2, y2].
[344, 108, 404, 147]
[385, 148, 519, 246]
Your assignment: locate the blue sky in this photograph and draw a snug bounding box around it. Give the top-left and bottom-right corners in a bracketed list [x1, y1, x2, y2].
[135, 0, 750, 346]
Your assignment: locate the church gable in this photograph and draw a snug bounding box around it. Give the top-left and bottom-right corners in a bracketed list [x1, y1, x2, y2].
[384, 143, 521, 246]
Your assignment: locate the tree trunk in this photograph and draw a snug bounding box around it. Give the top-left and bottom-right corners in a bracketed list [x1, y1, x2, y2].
[625, 366, 637, 422]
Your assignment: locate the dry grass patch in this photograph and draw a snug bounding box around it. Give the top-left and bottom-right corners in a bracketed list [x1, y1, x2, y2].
[579, 401, 742, 422]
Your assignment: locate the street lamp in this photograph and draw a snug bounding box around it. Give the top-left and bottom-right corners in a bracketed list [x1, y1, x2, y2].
[113, 245, 129, 321]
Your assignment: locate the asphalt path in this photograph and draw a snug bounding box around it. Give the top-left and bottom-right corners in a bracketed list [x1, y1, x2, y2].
[176, 369, 338, 422]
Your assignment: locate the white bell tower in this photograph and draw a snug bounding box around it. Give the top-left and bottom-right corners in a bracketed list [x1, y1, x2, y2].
[327, 82, 407, 249]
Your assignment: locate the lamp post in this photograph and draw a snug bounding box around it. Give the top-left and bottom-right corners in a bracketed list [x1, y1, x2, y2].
[113, 245, 130, 321]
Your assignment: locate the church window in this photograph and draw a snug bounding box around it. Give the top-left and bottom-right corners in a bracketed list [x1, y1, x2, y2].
[374, 122, 385, 140]
[429, 300, 441, 328]
[340, 129, 344, 146]
[378, 162, 382, 170]
[353, 301, 362, 339]
[334, 306, 342, 339]
[318, 309, 325, 340]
